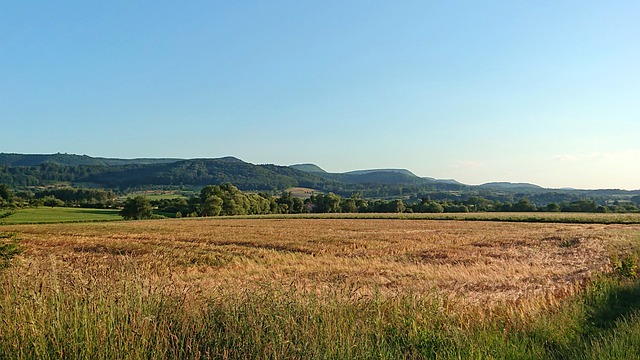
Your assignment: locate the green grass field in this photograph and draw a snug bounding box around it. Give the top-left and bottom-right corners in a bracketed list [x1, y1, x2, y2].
[118, 190, 190, 201]
[3, 208, 640, 225]
[231, 211, 640, 224]
[2, 207, 121, 224]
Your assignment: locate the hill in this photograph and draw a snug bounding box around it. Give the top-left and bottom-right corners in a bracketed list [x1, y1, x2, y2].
[80, 158, 337, 191]
[0, 156, 336, 191]
[292, 166, 430, 186]
[289, 164, 327, 173]
[0, 153, 639, 203]
[344, 169, 417, 177]
[478, 182, 544, 192]
[328, 171, 430, 185]
[0, 153, 181, 166]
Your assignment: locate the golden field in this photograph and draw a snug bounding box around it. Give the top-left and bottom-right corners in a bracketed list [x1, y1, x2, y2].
[3, 216, 640, 359]
[5, 217, 638, 307]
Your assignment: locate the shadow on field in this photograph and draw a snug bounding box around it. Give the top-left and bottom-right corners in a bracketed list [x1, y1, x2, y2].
[586, 280, 640, 332]
[546, 279, 640, 359]
[76, 209, 118, 215]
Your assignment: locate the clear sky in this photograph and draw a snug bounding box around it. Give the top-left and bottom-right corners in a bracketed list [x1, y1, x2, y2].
[1, 1, 638, 190]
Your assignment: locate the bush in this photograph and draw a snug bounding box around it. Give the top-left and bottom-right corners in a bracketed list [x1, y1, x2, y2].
[120, 196, 153, 220]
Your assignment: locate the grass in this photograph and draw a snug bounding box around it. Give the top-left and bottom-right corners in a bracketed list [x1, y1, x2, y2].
[118, 190, 190, 201]
[0, 232, 21, 268]
[2, 207, 121, 224]
[3, 209, 640, 226]
[1, 218, 640, 358]
[232, 211, 640, 224]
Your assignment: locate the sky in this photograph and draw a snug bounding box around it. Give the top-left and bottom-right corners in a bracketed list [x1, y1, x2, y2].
[1, 1, 639, 190]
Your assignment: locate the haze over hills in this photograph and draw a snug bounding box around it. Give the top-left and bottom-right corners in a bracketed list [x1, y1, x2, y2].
[290, 164, 467, 187]
[1, 154, 638, 201]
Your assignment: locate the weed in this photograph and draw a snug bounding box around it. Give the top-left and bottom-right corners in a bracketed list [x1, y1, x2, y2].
[612, 253, 638, 279]
[0, 232, 20, 268]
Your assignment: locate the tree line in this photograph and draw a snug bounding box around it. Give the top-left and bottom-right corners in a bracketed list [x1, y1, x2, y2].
[0, 184, 115, 209]
[1, 183, 638, 221]
[120, 183, 640, 220]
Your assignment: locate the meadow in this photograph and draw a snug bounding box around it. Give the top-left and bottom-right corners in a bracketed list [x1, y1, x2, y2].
[235, 211, 640, 224]
[1, 216, 640, 358]
[1, 207, 121, 225]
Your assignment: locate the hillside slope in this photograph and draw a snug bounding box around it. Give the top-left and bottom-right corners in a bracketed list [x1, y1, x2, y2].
[0, 153, 181, 166]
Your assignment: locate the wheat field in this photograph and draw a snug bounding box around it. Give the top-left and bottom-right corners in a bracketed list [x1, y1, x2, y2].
[5, 218, 636, 304]
[2, 217, 639, 358]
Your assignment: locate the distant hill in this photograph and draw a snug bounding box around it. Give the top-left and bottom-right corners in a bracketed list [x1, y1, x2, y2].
[292, 166, 429, 185]
[79, 158, 336, 191]
[478, 182, 544, 192]
[424, 177, 465, 186]
[0, 153, 181, 167]
[329, 171, 429, 185]
[289, 163, 327, 173]
[343, 169, 417, 177]
[1, 153, 638, 201]
[0, 155, 336, 191]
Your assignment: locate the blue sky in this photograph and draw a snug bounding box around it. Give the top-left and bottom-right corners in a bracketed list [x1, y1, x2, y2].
[1, 1, 638, 189]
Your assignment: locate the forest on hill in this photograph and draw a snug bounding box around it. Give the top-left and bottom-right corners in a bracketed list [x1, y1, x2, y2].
[1, 153, 639, 208]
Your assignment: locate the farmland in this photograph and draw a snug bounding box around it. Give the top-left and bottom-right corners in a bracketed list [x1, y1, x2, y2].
[1, 217, 640, 358]
[1, 207, 121, 224]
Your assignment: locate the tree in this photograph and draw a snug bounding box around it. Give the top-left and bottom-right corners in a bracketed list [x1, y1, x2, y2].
[200, 195, 223, 216]
[0, 184, 13, 208]
[511, 198, 536, 212]
[425, 201, 444, 213]
[465, 196, 492, 212]
[0, 184, 13, 202]
[394, 199, 405, 213]
[120, 196, 153, 220]
[341, 198, 358, 213]
[42, 196, 64, 207]
[545, 203, 561, 212]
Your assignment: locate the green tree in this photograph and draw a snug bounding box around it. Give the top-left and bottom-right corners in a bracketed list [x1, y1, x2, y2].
[277, 191, 295, 213]
[341, 198, 358, 213]
[426, 201, 444, 213]
[545, 203, 561, 212]
[511, 198, 536, 212]
[120, 196, 153, 220]
[465, 196, 492, 212]
[200, 195, 223, 216]
[42, 196, 65, 207]
[0, 184, 13, 202]
[394, 199, 405, 213]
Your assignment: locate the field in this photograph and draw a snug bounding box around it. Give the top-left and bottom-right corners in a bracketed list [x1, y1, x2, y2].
[1, 207, 121, 224]
[1, 217, 640, 358]
[286, 187, 322, 198]
[118, 190, 191, 201]
[236, 211, 640, 224]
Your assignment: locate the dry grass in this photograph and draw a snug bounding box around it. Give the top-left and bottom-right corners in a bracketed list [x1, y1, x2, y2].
[3, 218, 640, 359]
[5, 218, 636, 310]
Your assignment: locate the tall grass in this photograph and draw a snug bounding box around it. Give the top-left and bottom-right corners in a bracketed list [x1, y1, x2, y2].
[2, 219, 639, 359]
[2, 254, 639, 359]
[0, 232, 20, 268]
